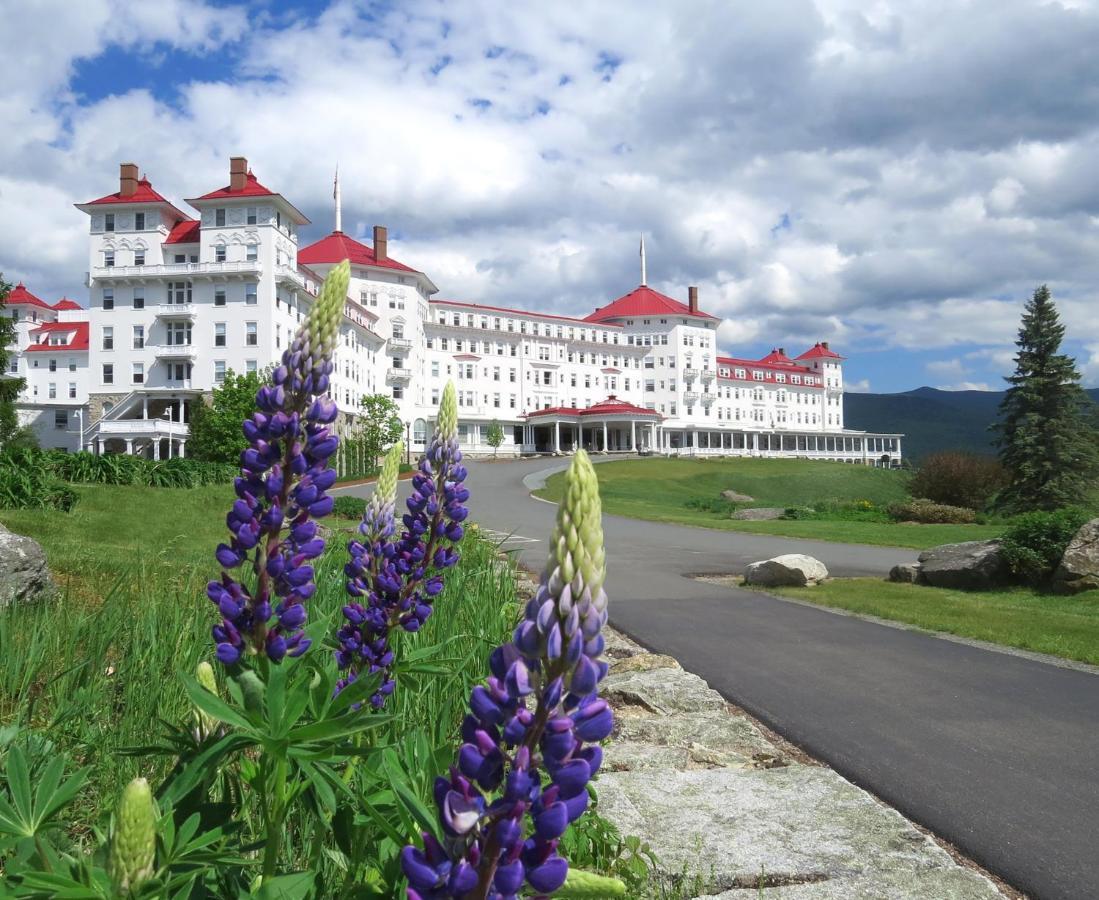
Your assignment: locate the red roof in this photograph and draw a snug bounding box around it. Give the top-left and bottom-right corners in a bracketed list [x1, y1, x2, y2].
[796, 342, 844, 360]
[525, 396, 662, 420]
[717, 354, 823, 388]
[299, 231, 419, 273]
[431, 298, 623, 329]
[25, 322, 89, 352]
[191, 170, 277, 201]
[82, 177, 172, 207]
[5, 282, 53, 310]
[585, 285, 718, 323]
[52, 298, 82, 311]
[165, 219, 201, 244]
[756, 348, 797, 366]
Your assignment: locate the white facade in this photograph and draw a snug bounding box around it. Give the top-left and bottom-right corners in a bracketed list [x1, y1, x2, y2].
[5, 157, 901, 465]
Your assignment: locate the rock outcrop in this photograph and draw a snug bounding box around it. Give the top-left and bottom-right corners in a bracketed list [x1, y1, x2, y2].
[732, 507, 786, 521]
[721, 490, 755, 503]
[1053, 518, 1099, 594]
[916, 540, 1009, 591]
[745, 554, 829, 587]
[889, 563, 922, 584]
[0, 524, 54, 607]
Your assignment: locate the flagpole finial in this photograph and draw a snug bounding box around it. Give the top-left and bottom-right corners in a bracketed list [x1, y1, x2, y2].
[640, 233, 647, 286]
[333, 164, 342, 233]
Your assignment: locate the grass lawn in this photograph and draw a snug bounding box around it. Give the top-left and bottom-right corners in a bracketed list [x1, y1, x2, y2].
[535, 457, 1002, 549]
[747, 578, 1099, 665]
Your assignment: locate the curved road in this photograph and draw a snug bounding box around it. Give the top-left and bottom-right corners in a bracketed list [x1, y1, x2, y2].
[336, 457, 1099, 900]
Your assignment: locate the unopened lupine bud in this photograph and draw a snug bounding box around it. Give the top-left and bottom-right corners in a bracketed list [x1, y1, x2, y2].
[108, 778, 157, 895]
[193, 661, 219, 738]
[554, 868, 628, 897]
[365, 440, 403, 530]
[437, 381, 457, 442]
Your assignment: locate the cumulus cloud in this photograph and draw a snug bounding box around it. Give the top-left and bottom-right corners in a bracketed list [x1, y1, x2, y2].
[2, 0, 1099, 388]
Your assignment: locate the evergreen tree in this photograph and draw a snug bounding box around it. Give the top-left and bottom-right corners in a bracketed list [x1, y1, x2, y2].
[0, 274, 27, 447]
[994, 284, 1099, 511]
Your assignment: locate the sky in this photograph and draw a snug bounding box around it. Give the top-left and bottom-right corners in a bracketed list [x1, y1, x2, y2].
[3, 0, 1099, 394]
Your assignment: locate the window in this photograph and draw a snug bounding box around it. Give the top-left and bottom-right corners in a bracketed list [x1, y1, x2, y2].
[246, 322, 257, 346]
[48, 359, 56, 372]
[214, 286, 226, 306]
[214, 360, 226, 383]
[413, 419, 427, 444]
[102, 326, 113, 350]
[135, 212, 145, 230]
[68, 357, 76, 372]
[245, 284, 257, 305]
[246, 243, 258, 262]
[133, 289, 144, 309]
[68, 383, 76, 399]
[215, 208, 226, 227]
[132, 363, 144, 384]
[55, 410, 68, 429]
[167, 322, 191, 346]
[431, 361, 439, 377]
[246, 360, 258, 374]
[132, 325, 144, 349]
[215, 323, 226, 347]
[104, 250, 115, 267]
[48, 383, 56, 399]
[246, 207, 257, 225]
[102, 363, 113, 384]
[105, 213, 115, 232]
[134, 248, 145, 266]
[169, 281, 192, 304]
[215, 245, 227, 263]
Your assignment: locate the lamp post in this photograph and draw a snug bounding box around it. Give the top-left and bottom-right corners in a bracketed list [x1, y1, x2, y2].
[405, 420, 411, 466]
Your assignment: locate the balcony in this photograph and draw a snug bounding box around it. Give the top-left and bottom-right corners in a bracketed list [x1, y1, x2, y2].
[683, 368, 700, 380]
[700, 370, 715, 383]
[274, 265, 309, 292]
[91, 261, 261, 282]
[684, 391, 700, 403]
[150, 343, 197, 360]
[386, 367, 412, 382]
[97, 419, 190, 438]
[388, 336, 413, 351]
[153, 304, 197, 320]
[701, 393, 716, 405]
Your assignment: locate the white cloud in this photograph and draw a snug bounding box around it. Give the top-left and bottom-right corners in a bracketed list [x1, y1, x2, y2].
[846, 378, 872, 392]
[936, 381, 994, 392]
[926, 358, 967, 377]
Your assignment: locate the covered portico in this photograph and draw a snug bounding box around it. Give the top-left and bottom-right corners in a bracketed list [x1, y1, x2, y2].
[521, 396, 662, 455]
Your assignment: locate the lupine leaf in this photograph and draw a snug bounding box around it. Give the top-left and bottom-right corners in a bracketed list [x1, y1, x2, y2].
[253, 871, 315, 899]
[182, 674, 253, 731]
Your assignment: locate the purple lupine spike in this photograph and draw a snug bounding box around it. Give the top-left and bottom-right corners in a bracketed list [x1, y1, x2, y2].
[206, 261, 348, 666]
[335, 382, 468, 707]
[402, 451, 610, 899]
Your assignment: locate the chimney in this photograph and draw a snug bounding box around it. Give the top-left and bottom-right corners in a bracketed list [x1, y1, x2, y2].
[821, 341, 830, 351]
[119, 162, 139, 198]
[229, 156, 248, 192]
[373, 225, 388, 261]
[779, 347, 786, 357]
[688, 285, 699, 314]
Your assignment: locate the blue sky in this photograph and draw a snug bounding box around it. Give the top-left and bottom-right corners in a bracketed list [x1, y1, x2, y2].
[4, 0, 1099, 394]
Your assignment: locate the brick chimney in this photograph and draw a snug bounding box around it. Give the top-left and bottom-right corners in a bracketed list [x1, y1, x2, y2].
[779, 347, 786, 357]
[688, 285, 699, 314]
[119, 162, 139, 198]
[229, 156, 248, 192]
[373, 225, 388, 261]
[821, 341, 830, 351]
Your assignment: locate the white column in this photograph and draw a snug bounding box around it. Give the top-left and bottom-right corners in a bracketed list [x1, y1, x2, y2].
[630, 420, 636, 452]
[651, 422, 657, 451]
[153, 440, 160, 461]
[179, 441, 186, 459]
[97, 438, 104, 455]
[554, 420, 560, 453]
[692, 430, 698, 448]
[125, 438, 134, 455]
[142, 397, 148, 419]
[602, 421, 608, 452]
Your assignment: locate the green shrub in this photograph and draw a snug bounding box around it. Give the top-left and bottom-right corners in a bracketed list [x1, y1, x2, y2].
[684, 496, 734, 514]
[1000, 508, 1091, 585]
[908, 451, 1006, 511]
[332, 494, 365, 520]
[781, 506, 817, 520]
[0, 448, 235, 490]
[0, 452, 78, 511]
[887, 499, 977, 524]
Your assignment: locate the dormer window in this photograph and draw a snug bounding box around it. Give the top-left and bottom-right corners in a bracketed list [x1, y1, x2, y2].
[215, 209, 226, 227]
[105, 213, 115, 232]
[247, 207, 257, 225]
[135, 212, 145, 230]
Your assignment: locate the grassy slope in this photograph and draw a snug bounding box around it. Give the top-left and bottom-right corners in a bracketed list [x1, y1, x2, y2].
[753, 579, 1099, 665]
[535, 458, 1002, 549]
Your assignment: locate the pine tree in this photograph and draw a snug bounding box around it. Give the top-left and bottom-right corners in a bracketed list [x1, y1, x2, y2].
[994, 285, 1099, 511]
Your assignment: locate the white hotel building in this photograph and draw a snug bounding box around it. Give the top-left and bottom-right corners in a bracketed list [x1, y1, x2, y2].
[4, 158, 901, 465]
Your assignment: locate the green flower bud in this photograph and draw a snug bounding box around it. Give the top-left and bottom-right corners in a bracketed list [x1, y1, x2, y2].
[193, 661, 218, 737]
[552, 868, 627, 897]
[236, 669, 266, 716]
[308, 259, 350, 359]
[108, 778, 157, 895]
[437, 381, 458, 442]
[545, 450, 605, 598]
[376, 440, 403, 507]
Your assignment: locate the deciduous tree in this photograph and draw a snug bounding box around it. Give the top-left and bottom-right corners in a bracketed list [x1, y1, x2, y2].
[485, 420, 504, 458]
[354, 393, 404, 469]
[189, 369, 267, 464]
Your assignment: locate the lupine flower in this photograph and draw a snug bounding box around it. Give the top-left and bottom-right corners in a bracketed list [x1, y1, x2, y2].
[207, 260, 349, 666]
[402, 450, 612, 899]
[336, 382, 469, 706]
[108, 777, 158, 895]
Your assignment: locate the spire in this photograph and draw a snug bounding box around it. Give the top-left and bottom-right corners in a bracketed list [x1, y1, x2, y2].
[333, 164, 342, 233]
[639, 234, 647, 286]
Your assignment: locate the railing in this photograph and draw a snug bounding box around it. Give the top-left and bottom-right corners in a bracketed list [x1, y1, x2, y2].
[91, 261, 261, 279]
[97, 419, 191, 437]
[275, 266, 315, 293]
[388, 337, 413, 350]
[150, 344, 198, 359]
[683, 368, 699, 380]
[700, 393, 716, 404]
[153, 304, 198, 318]
[700, 370, 715, 382]
[386, 367, 411, 381]
[683, 392, 700, 403]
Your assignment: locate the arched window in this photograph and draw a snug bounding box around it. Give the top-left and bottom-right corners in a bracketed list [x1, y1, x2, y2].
[413, 418, 427, 445]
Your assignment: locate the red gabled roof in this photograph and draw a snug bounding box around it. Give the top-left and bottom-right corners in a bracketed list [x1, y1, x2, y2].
[796, 342, 844, 360]
[716, 354, 823, 388]
[584, 285, 718, 323]
[52, 298, 83, 311]
[165, 219, 201, 244]
[5, 282, 53, 310]
[525, 396, 662, 420]
[25, 322, 89, 352]
[298, 231, 419, 273]
[756, 348, 797, 366]
[82, 177, 171, 207]
[430, 298, 624, 329]
[191, 170, 276, 201]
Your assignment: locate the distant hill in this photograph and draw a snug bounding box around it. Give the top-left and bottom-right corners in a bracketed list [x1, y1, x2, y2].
[845, 386, 1099, 462]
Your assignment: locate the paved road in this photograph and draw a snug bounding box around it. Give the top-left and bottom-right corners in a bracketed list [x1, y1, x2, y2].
[334, 457, 1099, 900]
